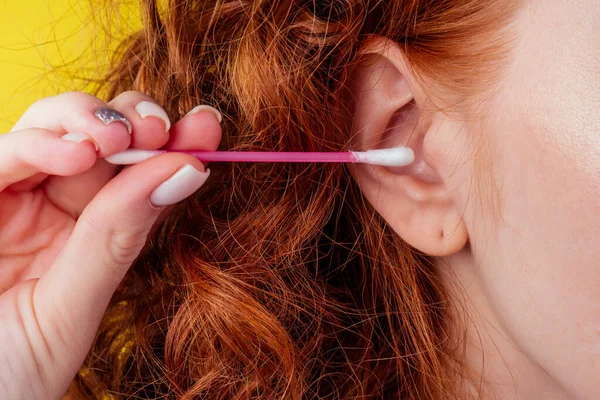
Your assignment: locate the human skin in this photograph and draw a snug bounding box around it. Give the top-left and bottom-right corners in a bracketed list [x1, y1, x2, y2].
[0, 1, 598, 399]
[454, 1, 600, 398]
[0, 91, 222, 398]
[348, 1, 599, 398]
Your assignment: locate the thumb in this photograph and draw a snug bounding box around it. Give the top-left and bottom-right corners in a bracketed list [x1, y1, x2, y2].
[34, 153, 209, 364]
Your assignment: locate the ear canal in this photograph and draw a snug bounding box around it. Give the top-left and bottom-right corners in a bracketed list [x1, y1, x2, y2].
[354, 147, 415, 167]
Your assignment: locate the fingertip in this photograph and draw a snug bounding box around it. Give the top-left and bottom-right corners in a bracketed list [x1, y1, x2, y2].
[149, 163, 210, 208]
[61, 132, 99, 151]
[167, 110, 223, 150]
[53, 135, 98, 175]
[102, 151, 208, 202]
[107, 94, 172, 150]
[130, 121, 170, 149]
[67, 107, 132, 157]
[186, 105, 222, 123]
[92, 106, 133, 135]
[149, 152, 208, 175]
[134, 101, 171, 132]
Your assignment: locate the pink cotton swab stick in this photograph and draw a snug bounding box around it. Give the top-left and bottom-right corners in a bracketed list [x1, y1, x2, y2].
[105, 147, 415, 167]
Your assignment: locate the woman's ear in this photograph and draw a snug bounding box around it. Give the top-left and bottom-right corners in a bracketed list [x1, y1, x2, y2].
[345, 36, 469, 256]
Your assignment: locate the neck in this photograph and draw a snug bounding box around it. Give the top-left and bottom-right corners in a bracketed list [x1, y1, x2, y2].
[438, 249, 572, 400]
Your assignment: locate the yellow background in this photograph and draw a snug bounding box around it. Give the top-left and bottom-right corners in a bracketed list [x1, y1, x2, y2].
[0, 0, 140, 132]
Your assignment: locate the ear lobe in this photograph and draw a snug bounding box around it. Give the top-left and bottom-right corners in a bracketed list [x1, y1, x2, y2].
[346, 36, 469, 256]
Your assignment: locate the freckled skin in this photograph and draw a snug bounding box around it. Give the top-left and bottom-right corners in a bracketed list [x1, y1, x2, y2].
[445, 1, 600, 398]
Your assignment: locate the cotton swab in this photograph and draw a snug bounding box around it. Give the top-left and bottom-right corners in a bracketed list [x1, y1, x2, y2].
[105, 147, 415, 167]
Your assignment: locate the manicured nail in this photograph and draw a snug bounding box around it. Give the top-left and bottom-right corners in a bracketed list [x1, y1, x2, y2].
[134, 101, 171, 132]
[186, 105, 222, 123]
[93, 106, 133, 134]
[61, 132, 99, 151]
[150, 165, 210, 207]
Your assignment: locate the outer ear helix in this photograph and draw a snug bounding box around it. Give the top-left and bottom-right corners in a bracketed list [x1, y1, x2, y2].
[344, 35, 469, 258]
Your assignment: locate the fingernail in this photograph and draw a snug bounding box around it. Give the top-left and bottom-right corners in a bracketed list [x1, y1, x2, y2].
[150, 165, 210, 207]
[186, 105, 222, 123]
[61, 132, 99, 151]
[93, 106, 133, 134]
[134, 101, 171, 132]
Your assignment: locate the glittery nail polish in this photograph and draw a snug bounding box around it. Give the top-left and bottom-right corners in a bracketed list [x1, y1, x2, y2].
[93, 106, 133, 134]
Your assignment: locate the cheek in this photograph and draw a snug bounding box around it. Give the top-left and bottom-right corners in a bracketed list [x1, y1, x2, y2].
[492, 120, 600, 296]
[482, 114, 600, 394]
[464, 0, 600, 392]
[465, 91, 600, 397]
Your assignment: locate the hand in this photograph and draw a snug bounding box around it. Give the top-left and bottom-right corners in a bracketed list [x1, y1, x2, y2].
[0, 91, 222, 399]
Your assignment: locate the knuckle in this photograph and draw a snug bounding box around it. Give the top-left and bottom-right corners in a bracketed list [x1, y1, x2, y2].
[119, 90, 143, 97]
[23, 93, 103, 123]
[81, 210, 150, 269]
[13, 92, 103, 132]
[16, 99, 55, 127]
[106, 227, 149, 270]
[78, 211, 103, 233]
[28, 96, 52, 111]
[109, 90, 154, 106]
[10, 129, 52, 163]
[54, 91, 100, 105]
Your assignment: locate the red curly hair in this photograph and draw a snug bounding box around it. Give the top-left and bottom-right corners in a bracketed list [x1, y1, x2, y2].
[68, 0, 517, 398]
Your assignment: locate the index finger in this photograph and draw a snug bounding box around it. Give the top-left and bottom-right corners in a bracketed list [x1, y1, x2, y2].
[164, 105, 223, 150]
[11, 92, 132, 157]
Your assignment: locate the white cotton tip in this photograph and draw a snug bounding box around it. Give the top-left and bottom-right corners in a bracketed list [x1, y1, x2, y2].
[105, 149, 162, 165]
[352, 147, 415, 167]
